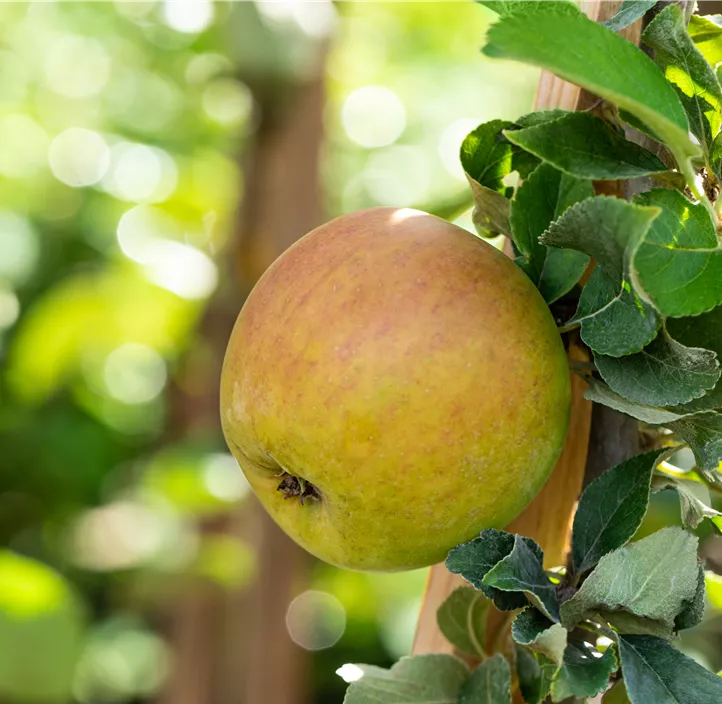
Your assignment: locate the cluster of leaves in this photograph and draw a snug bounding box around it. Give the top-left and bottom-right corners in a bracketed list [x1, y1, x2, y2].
[462, 0, 722, 484]
[343, 1, 722, 702]
[343, 451, 721, 703]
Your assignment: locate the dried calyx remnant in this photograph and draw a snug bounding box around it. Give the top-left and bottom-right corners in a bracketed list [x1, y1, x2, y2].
[277, 472, 321, 504]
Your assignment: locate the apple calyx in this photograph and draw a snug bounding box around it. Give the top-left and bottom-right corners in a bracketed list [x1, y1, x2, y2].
[277, 472, 321, 505]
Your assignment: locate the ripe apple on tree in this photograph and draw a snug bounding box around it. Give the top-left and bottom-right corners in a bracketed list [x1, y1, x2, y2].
[220, 207, 570, 571]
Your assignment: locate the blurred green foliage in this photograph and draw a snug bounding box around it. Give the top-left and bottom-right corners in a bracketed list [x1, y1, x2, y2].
[1, 2, 719, 703]
[0, 552, 84, 703]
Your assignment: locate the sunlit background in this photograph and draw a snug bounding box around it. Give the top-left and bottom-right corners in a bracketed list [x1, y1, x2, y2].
[1, 2, 721, 704]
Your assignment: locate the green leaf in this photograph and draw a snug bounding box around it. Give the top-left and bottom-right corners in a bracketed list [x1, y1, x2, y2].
[476, 0, 579, 17]
[650, 169, 687, 191]
[436, 587, 489, 659]
[540, 195, 661, 281]
[510, 163, 592, 302]
[534, 249, 591, 306]
[668, 411, 722, 471]
[571, 449, 665, 575]
[482, 5, 698, 169]
[618, 108, 663, 143]
[516, 109, 570, 128]
[466, 179, 512, 239]
[560, 527, 700, 634]
[544, 195, 661, 356]
[619, 635, 722, 703]
[675, 564, 706, 632]
[510, 161, 591, 265]
[603, 679, 633, 704]
[461, 120, 519, 192]
[673, 83, 721, 165]
[594, 329, 720, 407]
[652, 473, 721, 528]
[446, 529, 543, 612]
[504, 113, 667, 180]
[584, 379, 689, 425]
[632, 189, 722, 318]
[668, 307, 722, 411]
[483, 535, 559, 621]
[710, 129, 722, 183]
[342, 654, 469, 704]
[458, 653, 511, 704]
[590, 553, 700, 637]
[601, 610, 671, 638]
[460, 120, 538, 238]
[515, 646, 556, 704]
[643, 4, 722, 164]
[603, 1, 657, 32]
[511, 608, 567, 664]
[688, 14, 722, 68]
[571, 268, 661, 357]
[550, 641, 618, 702]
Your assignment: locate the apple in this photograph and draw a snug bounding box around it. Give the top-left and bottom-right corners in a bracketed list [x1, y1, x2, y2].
[220, 207, 570, 572]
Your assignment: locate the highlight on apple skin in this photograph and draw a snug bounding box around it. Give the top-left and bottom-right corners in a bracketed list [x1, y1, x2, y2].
[220, 207, 571, 572]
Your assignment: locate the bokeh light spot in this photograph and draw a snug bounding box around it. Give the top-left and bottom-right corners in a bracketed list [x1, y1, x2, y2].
[0, 212, 40, 285]
[293, 0, 338, 38]
[113, 1, 156, 22]
[0, 114, 49, 178]
[195, 535, 255, 589]
[336, 663, 365, 684]
[73, 619, 169, 703]
[145, 241, 218, 300]
[185, 52, 233, 85]
[202, 79, 253, 127]
[363, 146, 431, 207]
[110, 71, 182, 134]
[116, 206, 217, 299]
[103, 343, 167, 405]
[44, 35, 111, 98]
[161, 0, 214, 34]
[202, 453, 250, 502]
[116, 205, 179, 264]
[0, 551, 83, 703]
[256, 0, 338, 39]
[438, 118, 484, 179]
[341, 86, 406, 148]
[114, 145, 161, 201]
[0, 551, 68, 618]
[285, 590, 346, 651]
[49, 128, 110, 187]
[105, 143, 178, 203]
[0, 50, 28, 105]
[70, 501, 166, 572]
[0, 290, 20, 330]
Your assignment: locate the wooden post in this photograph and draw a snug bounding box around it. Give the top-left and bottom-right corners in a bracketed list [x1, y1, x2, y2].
[411, 0, 637, 658]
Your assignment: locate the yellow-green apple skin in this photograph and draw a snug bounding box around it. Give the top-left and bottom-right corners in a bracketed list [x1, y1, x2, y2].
[220, 207, 570, 572]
